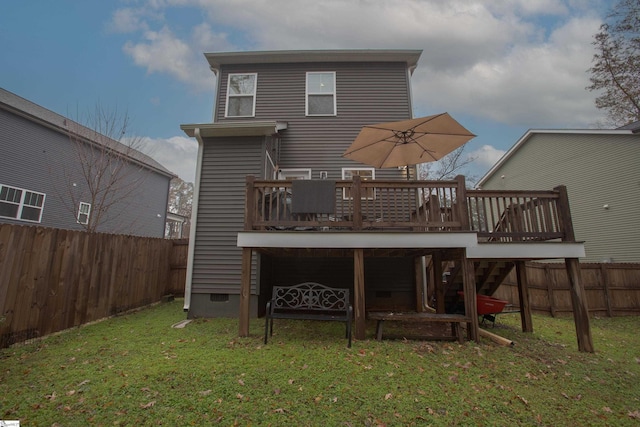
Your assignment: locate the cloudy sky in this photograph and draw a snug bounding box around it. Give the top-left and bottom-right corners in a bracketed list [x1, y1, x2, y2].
[1, 0, 609, 183]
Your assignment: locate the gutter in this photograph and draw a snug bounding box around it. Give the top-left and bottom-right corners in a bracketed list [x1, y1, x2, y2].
[183, 127, 204, 312]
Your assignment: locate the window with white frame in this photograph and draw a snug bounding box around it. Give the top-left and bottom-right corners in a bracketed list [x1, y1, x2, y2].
[77, 202, 91, 225]
[306, 72, 336, 116]
[226, 73, 257, 117]
[278, 168, 312, 180]
[0, 184, 46, 222]
[342, 168, 375, 199]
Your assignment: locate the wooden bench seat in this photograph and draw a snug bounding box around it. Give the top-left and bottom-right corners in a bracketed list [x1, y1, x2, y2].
[368, 311, 469, 344]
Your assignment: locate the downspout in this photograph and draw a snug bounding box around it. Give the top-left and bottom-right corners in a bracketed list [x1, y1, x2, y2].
[183, 127, 205, 312]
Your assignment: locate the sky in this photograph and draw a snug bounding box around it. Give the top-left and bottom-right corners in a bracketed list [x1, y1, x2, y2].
[0, 0, 611, 184]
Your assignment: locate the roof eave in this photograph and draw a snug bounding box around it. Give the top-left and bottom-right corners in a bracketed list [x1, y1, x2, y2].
[180, 121, 288, 138]
[204, 49, 422, 74]
[476, 128, 635, 188]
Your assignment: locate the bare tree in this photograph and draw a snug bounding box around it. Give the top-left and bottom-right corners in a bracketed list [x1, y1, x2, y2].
[418, 146, 477, 183]
[58, 104, 149, 234]
[588, 0, 640, 127]
[166, 177, 193, 238]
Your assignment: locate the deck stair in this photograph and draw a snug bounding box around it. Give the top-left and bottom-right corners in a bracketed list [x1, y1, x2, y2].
[441, 260, 515, 309]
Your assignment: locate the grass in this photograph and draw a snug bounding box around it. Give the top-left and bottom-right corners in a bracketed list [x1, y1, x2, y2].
[1, 300, 639, 426]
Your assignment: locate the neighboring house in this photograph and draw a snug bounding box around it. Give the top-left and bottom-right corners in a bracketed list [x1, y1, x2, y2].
[0, 88, 175, 238]
[181, 50, 590, 350]
[476, 127, 640, 263]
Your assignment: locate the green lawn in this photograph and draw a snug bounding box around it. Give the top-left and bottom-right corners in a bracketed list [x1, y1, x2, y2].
[1, 299, 639, 426]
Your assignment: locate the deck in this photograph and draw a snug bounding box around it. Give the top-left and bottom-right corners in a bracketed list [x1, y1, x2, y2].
[237, 175, 593, 352]
[243, 175, 574, 242]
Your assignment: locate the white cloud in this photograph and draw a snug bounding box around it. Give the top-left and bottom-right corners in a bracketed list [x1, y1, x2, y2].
[469, 144, 506, 169]
[140, 135, 199, 182]
[109, 8, 149, 33]
[112, 0, 607, 130]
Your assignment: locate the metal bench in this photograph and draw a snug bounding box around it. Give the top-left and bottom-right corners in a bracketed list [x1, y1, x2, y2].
[265, 282, 353, 347]
[368, 311, 469, 344]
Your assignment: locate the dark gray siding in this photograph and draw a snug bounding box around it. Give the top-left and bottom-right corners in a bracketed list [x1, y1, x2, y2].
[191, 136, 264, 294]
[216, 62, 413, 180]
[0, 108, 170, 237]
[191, 59, 417, 311]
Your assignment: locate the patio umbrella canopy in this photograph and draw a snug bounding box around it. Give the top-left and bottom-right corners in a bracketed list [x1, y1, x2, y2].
[343, 113, 476, 168]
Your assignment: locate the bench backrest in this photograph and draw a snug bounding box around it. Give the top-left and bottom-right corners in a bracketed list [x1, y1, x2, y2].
[270, 282, 350, 312]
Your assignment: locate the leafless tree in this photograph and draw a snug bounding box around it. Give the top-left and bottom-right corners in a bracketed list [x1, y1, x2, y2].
[166, 177, 193, 238]
[418, 146, 477, 183]
[57, 104, 148, 234]
[588, 0, 640, 127]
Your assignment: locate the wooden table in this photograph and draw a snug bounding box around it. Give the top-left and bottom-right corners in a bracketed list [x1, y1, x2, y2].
[368, 311, 469, 344]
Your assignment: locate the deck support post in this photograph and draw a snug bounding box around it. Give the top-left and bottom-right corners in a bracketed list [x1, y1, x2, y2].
[565, 258, 594, 352]
[354, 248, 366, 340]
[433, 252, 445, 313]
[415, 256, 425, 312]
[239, 247, 252, 337]
[461, 252, 479, 342]
[515, 261, 533, 332]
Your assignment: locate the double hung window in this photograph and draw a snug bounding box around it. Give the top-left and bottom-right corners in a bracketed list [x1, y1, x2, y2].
[342, 168, 375, 199]
[226, 73, 257, 117]
[0, 184, 45, 222]
[306, 72, 336, 116]
[278, 169, 312, 180]
[77, 202, 91, 225]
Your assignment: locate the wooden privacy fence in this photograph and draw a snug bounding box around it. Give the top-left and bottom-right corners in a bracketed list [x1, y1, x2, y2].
[494, 262, 640, 316]
[0, 224, 187, 348]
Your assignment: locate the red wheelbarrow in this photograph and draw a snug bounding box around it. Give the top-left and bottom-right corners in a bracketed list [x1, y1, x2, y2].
[458, 292, 509, 326]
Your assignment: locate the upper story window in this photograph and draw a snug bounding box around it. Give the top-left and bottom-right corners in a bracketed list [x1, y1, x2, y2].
[226, 73, 257, 117]
[0, 184, 46, 223]
[306, 72, 336, 116]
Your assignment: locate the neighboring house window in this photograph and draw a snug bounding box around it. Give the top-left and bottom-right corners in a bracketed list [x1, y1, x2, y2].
[226, 73, 257, 117]
[342, 168, 375, 199]
[0, 184, 46, 223]
[278, 169, 312, 180]
[306, 72, 336, 116]
[77, 202, 91, 225]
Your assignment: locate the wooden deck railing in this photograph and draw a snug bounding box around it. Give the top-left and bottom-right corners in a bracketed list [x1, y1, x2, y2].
[244, 176, 574, 242]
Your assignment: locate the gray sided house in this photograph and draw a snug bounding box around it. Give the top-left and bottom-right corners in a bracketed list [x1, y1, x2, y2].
[181, 50, 420, 318]
[182, 50, 595, 351]
[477, 128, 640, 263]
[0, 88, 175, 237]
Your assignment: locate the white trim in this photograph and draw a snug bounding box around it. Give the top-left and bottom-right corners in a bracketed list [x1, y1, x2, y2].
[238, 232, 585, 259]
[0, 183, 46, 223]
[238, 231, 478, 249]
[467, 242, 586, 259]
[225, 73, 257, 118]
[183, 128, 205, 312]
[278, 168, 312, 180]
[306, 71, 336, 116]
[77, 201, 91, 225]
[342, 167, 375, 200]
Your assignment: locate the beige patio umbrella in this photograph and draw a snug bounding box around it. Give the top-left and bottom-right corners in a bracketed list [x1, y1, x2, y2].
[342, 113, 476, 168]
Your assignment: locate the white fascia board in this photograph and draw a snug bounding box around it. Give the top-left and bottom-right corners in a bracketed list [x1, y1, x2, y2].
[467, 242, 585, 259]
[180, 121, 287, 138]
[237, 232, 478, 249]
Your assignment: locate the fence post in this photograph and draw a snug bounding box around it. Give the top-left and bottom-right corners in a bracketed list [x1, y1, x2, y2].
[455, 175, 470, 230]
[554, 185, 575, 242]
[245, 175, 255, 231]
[352, 175, 362, 230]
